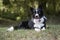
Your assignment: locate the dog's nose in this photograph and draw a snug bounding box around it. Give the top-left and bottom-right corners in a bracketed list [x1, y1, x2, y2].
[36, 16, 38, 17]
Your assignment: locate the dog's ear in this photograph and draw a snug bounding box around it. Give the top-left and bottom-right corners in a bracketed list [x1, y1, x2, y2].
[38, 3, 43, 9]
[38, 4, 43, 10]
[38, 3, 43, 14]
[30, 7, 34, 14]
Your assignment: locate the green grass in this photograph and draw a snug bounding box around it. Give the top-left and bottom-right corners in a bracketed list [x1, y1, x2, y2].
[0, 25, 60, 40]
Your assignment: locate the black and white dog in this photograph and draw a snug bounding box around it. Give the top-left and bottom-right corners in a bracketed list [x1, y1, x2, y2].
[7, 5, 47, 32]
[29, 5, 47, 31]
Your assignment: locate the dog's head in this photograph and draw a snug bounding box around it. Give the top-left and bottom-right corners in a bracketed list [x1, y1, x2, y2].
[30, 4, 43, 19]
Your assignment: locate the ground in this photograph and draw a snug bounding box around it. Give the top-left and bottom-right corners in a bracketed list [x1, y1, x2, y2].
[0, 25, 60, 40]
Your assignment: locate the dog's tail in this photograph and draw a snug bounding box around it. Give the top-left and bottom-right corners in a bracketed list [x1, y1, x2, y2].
[7, 26, 14, 32]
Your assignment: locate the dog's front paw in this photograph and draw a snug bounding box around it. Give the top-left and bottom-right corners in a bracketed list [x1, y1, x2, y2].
[34, 28, 41, 32]
[41, 27, 45, 30]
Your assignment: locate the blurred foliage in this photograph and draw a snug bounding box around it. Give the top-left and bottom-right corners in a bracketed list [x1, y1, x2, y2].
[0, 0, 60, 24]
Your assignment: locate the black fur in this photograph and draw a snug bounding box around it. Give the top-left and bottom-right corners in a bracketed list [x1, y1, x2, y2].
[14, 20, 34, 30]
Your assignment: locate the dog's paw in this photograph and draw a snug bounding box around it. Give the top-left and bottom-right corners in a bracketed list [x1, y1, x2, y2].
[35, 28, 41, 32]
[41, 27, 46, 30]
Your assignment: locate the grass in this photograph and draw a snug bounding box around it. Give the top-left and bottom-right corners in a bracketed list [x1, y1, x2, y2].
[0, 25, 60, 40]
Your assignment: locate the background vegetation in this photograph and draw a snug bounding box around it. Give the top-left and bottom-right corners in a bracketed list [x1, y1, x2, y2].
[0, 0, 60, 25]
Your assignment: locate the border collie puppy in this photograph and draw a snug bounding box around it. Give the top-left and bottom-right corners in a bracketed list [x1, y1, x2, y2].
[30, 5, 47, 32]
[7, 4, 47, 32]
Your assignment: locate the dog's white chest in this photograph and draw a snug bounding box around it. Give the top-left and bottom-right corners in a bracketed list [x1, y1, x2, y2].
[33, 18, 44, 32]
[34, 19, 40, 24]
[33, 19, 43, 28]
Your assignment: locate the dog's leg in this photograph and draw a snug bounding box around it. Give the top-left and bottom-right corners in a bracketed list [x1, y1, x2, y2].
[41, 18, 47, 30]
[41, 24, 46, 30]
[41, 27, 46, 30]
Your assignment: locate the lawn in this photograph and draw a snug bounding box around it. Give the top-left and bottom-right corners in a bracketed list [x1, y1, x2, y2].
[0, 25, 60, 40]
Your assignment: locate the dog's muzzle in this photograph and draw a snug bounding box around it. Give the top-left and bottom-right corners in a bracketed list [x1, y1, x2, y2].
[35, 14, 39, 19]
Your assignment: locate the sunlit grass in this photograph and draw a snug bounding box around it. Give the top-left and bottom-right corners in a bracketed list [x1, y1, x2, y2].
[0, 25, 60, 40]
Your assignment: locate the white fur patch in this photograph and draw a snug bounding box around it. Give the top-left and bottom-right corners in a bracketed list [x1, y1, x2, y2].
[7, 26, 14, 32]
[35, 13, 39, 17]
[41, 27, 45, 30]
[35, 28, 40, 32]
